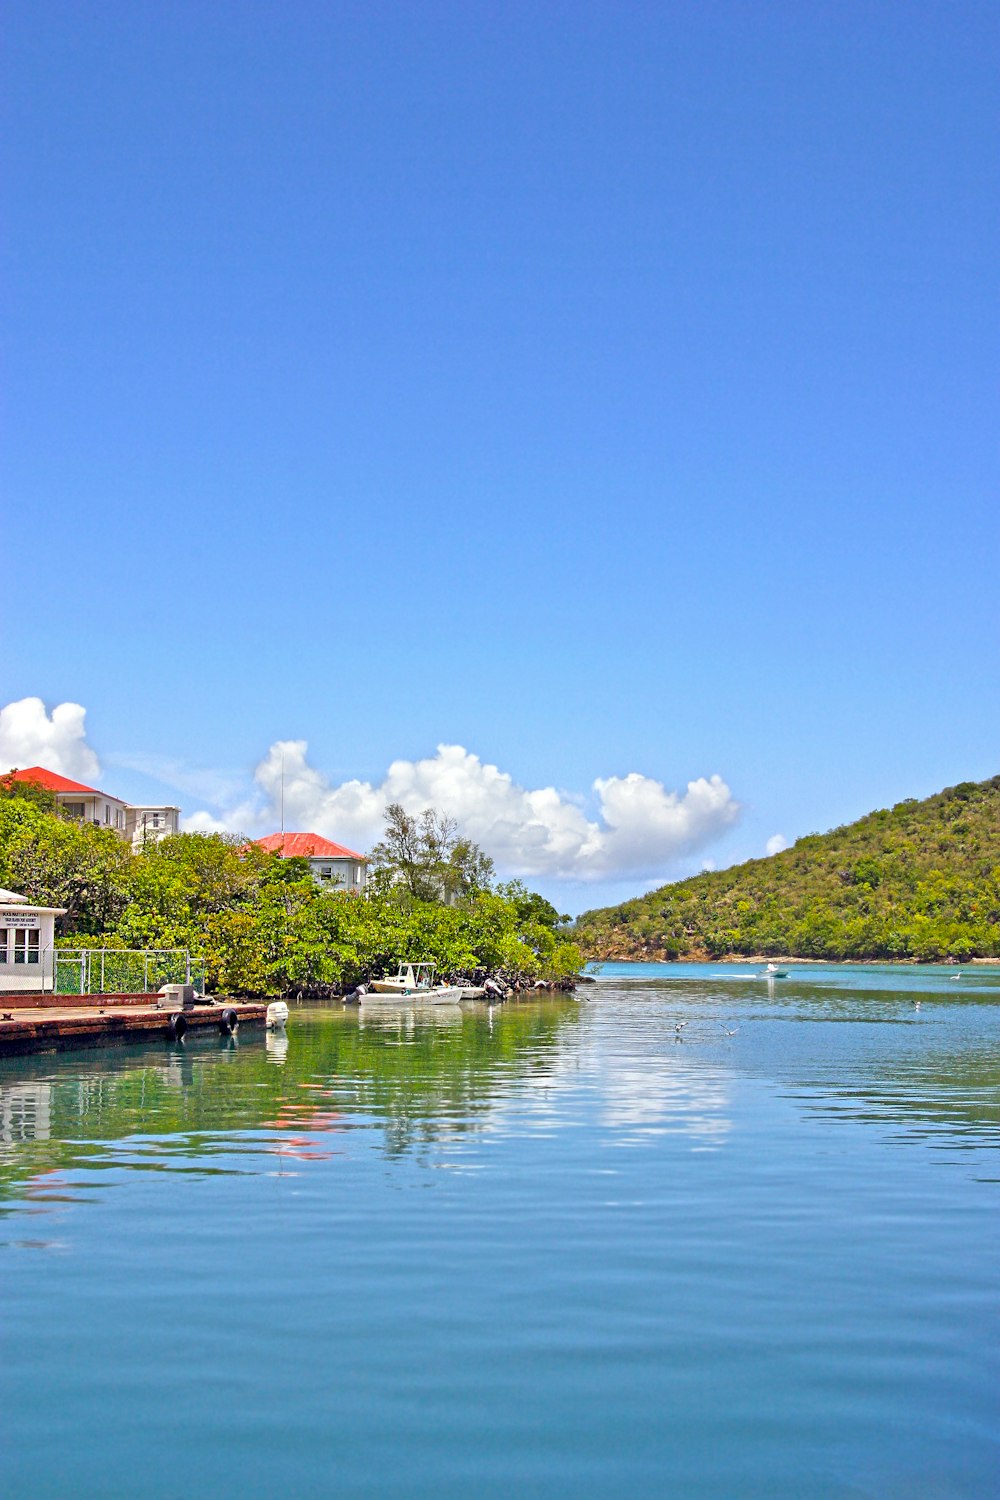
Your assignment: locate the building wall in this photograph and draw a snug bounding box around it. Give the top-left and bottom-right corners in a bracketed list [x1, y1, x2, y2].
[0, 905, 61, 992]
[56, 792, 128, 834]
[126, 807, 181, 850]
[308, 856, 367, 891]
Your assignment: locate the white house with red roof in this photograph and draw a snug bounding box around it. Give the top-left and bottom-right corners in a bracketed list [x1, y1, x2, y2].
[9, 765, 130, 833]
[254, 832, 368, 891]
[6, 767, 180, 849]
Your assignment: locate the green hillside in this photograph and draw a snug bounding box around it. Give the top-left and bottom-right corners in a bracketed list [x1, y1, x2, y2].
[575, 776, 1000, 963]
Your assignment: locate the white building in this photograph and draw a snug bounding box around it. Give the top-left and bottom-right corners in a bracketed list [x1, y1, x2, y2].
[126, 805, 181, 850]
[0, 888, 67, 993]
[7, 767, 179, 848]
[8, 765, 129, 833]
[254, 832, 368, 891]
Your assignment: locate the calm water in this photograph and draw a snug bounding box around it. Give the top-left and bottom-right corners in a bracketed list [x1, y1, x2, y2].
[3, 964, 999, 1498]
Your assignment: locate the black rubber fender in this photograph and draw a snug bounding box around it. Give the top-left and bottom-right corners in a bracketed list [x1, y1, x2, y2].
[167, 1012, 187, 1041]
[220, 1007, 239, 1035]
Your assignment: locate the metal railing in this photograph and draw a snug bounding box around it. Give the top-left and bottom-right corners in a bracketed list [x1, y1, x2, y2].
[0, 947, 204, 997]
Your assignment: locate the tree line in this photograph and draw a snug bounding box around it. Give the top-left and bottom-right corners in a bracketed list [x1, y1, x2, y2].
[0, 777, 581, 994]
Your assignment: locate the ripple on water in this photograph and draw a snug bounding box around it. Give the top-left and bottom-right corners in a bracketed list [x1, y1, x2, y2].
[1, 981, 998, 1499]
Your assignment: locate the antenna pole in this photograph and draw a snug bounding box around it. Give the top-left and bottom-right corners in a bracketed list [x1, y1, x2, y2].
[280, 750, 284, 834]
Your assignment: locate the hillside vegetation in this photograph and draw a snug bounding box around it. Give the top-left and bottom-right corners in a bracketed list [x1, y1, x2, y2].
[575, 776, 1000, 963]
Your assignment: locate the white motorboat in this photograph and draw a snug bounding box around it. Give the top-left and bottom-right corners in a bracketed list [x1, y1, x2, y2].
[758, 962, 789, 978]
[366, 961, 463, 1003]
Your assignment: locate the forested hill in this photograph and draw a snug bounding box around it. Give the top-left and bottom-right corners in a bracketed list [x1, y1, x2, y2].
[575, 776, 1000, 963]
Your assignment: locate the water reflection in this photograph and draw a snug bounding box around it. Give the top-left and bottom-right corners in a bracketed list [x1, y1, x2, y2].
[4, 974, 998, 1500]
[0, 1081, 52, 1144]
[795, 1040, 1000, 1143]
[357, 999, 466, 1032]
[265, 1030, 289, 1064]
[597, 1059, 732, 1147]
[0, 999, 583, 1208]
[588, 974, 1000, 1149]
[2, 980, 998, 1220]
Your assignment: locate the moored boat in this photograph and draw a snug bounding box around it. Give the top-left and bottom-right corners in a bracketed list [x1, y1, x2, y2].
[367, 961, 462, 1003]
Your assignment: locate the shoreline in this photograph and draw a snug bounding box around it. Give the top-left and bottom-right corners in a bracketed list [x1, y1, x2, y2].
[584, 953, 1000, 967]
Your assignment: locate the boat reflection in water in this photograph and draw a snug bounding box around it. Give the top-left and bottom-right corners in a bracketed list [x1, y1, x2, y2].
[0, 996, 584, 1204]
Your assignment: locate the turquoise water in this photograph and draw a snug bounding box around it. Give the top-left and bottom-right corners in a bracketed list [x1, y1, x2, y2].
[2, 967, 998, 1498]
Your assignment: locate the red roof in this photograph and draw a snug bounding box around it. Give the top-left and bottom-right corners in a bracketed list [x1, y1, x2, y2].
[7, 765, 125, 802]
[255, 831, 366, 861]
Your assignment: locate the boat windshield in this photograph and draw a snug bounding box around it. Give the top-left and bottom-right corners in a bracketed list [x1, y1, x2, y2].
[398, 962, 436, 986]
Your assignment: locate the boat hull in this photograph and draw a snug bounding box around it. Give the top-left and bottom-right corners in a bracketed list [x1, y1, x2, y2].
[361, 985, 464, 1004]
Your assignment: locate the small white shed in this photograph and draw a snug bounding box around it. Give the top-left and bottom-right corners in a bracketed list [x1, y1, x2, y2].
[0, 889, 67, 993]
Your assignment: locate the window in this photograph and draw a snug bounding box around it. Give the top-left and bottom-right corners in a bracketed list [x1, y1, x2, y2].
[13, 929, 40, 964]
[63, 801, 85, 819]
[0, 928, 8, 963]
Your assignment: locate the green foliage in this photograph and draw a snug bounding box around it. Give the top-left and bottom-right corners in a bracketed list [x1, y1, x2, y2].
[574, 774, 1000, 964]
[497, 880, 571, 929]
[0, 796, 132, 933]
[0, 771, 59, 814]
[0, 801, 580, 994]
[368, 803, 495, 903]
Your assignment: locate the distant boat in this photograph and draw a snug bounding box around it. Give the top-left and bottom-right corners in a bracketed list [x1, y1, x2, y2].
[758, 962, 788, 978]
[367, 961, 462, 1003]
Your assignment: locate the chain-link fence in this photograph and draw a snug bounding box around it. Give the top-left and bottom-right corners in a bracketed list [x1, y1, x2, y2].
[52, 949, 205, 996]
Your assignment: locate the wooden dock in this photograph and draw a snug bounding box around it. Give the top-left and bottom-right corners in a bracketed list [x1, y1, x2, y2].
[0, 994, 268, 1057]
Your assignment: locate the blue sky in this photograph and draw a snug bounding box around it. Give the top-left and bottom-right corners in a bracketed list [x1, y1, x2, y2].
[2, 2, 998, 911]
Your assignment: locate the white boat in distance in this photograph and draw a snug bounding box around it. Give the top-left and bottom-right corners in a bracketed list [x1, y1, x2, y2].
[367, 962, 463, 1003]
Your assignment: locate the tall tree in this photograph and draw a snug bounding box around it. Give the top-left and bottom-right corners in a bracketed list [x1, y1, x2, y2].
[368, 804, 495, 903]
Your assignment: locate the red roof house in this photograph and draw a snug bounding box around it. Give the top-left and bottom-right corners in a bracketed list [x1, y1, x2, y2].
[253, 832, 367, 890]
[7, 765, 129, 833]
[8, 765, 115, 798]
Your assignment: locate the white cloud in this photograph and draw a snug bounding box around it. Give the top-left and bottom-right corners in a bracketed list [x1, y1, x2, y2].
[0, 697, 101, 782]
[0, 695, 741, 883]
[182, 810, 233, 834]
[765, 833, 788, 857]
[197, 740, 740, 881]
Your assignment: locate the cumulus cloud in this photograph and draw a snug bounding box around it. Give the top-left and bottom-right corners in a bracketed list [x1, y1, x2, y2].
[0, 697, 741, 883]
[213, 740, 740, 881]
[0, 697, 101, 782]
[765, 833, 788, 856]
